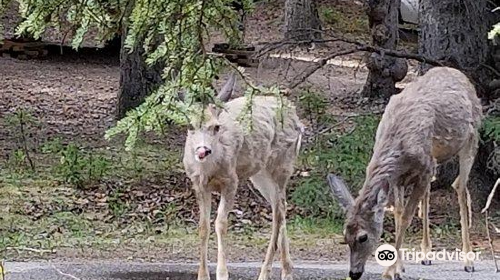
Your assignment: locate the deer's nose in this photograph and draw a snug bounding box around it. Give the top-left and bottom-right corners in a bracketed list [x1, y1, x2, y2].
[349, 271, 363, 280]
[196, 146, 212, 159]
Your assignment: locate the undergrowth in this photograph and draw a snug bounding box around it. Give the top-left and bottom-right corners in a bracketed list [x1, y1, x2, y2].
[292, 90, 380, 219]
[319, 5, 368, 37]
[480, 115, 500, 174]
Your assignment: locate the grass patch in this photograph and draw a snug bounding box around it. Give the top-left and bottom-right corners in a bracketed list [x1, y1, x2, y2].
[0, 132, 188, 257]
[288, 216, 343, 236]
[293, 90, 380, 218]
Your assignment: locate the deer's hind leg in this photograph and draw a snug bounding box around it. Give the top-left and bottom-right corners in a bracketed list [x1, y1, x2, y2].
[420, 187, 432, 266]
[452, 134, 479, 272]
[274, 169, 293, 280]
[393, 185, 405, 274]
[250, 170, 283, 280]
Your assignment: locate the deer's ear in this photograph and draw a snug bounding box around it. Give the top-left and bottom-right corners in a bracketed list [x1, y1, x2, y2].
[217, 71, 237, 102]
[376, 180, 390, 205]
[178, 89, 186, 102]
[327, 174, 355, 212]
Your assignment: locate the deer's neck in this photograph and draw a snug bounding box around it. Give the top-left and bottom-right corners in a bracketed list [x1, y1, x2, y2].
[354, 152, 400, 225]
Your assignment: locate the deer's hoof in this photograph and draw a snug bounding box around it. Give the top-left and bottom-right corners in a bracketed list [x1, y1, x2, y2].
[464, 265, 475, 273]
[421, 260, 432, 266]
[394, 273, 403, 280]
[198, 272, 210, 280]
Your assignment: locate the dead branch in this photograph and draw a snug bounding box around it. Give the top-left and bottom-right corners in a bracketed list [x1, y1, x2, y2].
[481, 178, 500, 213]
[285, 42, 445, 90]
[51, 265, 82, 280]
[255, 38, 343, 57]
[6, 247, 55, 254]
[288, 48, 363, 90]
[256, 33, 445, 90]
[482, 178, 500, 272]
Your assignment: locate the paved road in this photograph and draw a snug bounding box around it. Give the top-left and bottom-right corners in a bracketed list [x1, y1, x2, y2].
[3, 260, 499, 280]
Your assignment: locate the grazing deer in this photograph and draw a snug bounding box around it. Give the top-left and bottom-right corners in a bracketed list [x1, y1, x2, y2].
[183, 72, 303, 280]
[328, 66, 482, 280]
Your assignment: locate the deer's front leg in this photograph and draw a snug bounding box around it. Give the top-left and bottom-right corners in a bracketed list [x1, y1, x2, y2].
[383, 210, 405, 280]
[384, 181, 430, 280]
[215, 179, 237, 280]
[196, 188, 212, 280]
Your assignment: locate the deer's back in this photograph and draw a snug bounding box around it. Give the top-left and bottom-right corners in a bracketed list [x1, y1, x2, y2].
[221, 96, 303, 178]
[374, 67, 482, 165]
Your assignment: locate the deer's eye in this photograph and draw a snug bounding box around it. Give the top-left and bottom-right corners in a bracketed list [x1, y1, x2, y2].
[213, 125, 221, 133]
[358, 233, 368, 243]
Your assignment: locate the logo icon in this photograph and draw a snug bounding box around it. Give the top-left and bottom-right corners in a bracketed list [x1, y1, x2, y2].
[375, 244, 398, 267]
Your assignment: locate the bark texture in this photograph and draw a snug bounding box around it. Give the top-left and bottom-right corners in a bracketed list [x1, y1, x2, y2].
[116, 1, 162, 119]
[284, 0, 322, 41]
[361, 0, 408, 99]
[419, 0, 488, 82]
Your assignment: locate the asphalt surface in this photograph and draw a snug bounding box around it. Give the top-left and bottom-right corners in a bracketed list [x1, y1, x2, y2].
[3, 260, 500, 280]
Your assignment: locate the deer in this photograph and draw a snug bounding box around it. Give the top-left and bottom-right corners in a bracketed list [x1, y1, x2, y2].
[182, 72, 303, 280]
[327, 66, 482, 280]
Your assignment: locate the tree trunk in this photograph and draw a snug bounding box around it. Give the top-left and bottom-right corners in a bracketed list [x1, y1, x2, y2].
[419, 0, 489, 86]
[361, 0, 408, 99]
[284, 0, 322, 41]
[116, 1, 162, 119]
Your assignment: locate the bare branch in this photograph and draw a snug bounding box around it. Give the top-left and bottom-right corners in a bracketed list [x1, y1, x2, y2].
[256, 32, 445, 90]
[51, 265, 82, 280]
[6, 247, 55, 254]
[481, 178, 500, 213]
[288, 48, 363, 90]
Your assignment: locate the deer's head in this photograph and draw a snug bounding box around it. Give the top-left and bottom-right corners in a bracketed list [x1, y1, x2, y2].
[327, 174, 389, 280]
[184, 72, 237, 163]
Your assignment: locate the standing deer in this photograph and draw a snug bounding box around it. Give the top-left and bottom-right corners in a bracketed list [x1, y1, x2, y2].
[328, 66, 482, 280]
[183, 72, 303, 280]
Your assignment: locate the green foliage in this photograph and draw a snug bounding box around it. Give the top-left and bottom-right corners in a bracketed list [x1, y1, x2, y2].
[490, 23, 500, 42]
[15, 0, 121, 48]
[292, 114, 380, 217]
[288, 216, 343, 235]
[325, 115, 379, 188]
[480, 115, 500, 173]
[55, 143, 110, 188]
[320, 7, 342, 25]
[491, 6, 500, 42]
[319, 5, 367, 36]
[41, 137, 64, 154]
[291, 175, 340, 217]
[7, 0, 265, 151]
[298, 89, 331, 129]
[4, 107, 37, 129]
[8, 149, 28, 173]
[482, 115, 500, 143]
[4, 108, 37, 171]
